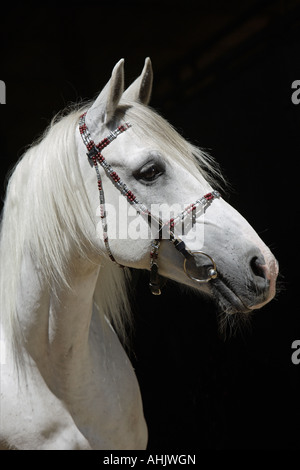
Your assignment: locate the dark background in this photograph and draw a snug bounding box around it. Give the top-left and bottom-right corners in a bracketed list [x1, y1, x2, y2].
[1, 0, 299, 450]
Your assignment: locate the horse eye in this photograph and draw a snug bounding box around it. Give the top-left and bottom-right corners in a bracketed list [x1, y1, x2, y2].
[136, 162, 164, 182]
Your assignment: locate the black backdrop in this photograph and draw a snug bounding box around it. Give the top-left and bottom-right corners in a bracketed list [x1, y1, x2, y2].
[1, 0, 299, 451]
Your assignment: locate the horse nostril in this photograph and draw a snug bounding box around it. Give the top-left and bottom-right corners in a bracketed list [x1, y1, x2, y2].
[250, 256, 266, 279]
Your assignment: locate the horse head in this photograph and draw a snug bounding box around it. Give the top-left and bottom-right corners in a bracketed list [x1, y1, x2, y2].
[76, 58, 278, 316]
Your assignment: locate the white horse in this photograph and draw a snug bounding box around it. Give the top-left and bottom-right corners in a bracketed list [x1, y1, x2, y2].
[0, 58, 278, 450]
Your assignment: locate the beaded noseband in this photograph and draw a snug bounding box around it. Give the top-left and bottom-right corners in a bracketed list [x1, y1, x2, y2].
[79, 112, 220, 295]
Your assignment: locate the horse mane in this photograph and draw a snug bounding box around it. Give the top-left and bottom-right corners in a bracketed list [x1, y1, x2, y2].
[0, 104, 131, 369]
[0, 99, 223, 370]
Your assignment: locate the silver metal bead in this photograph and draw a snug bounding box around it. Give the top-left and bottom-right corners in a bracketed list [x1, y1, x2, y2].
[208, 268, 218, 279]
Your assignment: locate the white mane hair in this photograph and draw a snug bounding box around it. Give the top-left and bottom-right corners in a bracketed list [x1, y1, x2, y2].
[0, 100, 223, 368]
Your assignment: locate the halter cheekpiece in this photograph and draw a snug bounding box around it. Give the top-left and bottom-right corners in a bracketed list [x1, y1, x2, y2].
[79, 112, 220, 295]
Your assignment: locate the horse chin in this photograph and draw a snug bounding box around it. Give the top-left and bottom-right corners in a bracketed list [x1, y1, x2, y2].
[210, 275, 252, 315]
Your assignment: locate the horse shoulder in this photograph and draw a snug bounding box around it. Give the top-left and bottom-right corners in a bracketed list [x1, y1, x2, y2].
[0, 356, 91, 450]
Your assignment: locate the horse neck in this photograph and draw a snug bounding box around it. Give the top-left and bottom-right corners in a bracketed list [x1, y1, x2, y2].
[18, 249, 104, 395]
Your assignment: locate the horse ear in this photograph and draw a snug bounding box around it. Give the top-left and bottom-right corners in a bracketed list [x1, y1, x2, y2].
[122, 57, 153, 105]
[86, 59, 125, 132]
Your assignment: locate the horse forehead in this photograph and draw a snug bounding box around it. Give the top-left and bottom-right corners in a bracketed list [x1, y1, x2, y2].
[111, 131, 160, 158]
[107, 134, 186, 171]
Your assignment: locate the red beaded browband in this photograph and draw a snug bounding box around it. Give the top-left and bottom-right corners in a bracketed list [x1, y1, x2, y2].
[79, 112, 220, 295]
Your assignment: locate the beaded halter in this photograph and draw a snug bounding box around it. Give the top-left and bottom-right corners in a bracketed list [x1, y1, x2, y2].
[79, 112, 220, 295]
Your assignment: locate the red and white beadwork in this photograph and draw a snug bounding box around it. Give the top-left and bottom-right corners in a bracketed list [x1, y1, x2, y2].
[79, 111, 220, 293]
